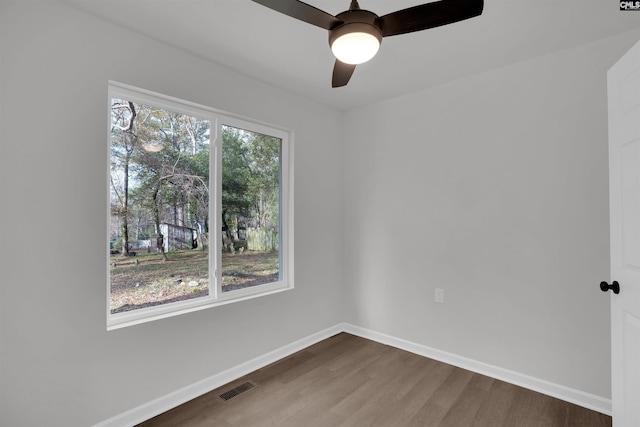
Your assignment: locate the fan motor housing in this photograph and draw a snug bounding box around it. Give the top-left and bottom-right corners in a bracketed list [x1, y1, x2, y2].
[329, 9, 383, 48]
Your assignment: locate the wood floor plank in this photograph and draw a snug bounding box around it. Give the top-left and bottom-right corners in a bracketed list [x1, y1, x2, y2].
[393, 361, 456, 424]
[503, 387, 570, 427]
[278, 371, 370, 426]
[438, 374, 493, 427]
[561, 401, 612, 427]
[137, 333, 612, 427]
[405, 402, 449, 427]
[427, 367, 475, 408]
[471, 380, 518, 427]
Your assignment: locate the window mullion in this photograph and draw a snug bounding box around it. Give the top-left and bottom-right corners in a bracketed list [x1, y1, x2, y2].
[213, 116, 223, 299]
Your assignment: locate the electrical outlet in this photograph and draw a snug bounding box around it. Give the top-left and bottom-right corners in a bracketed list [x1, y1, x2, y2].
[435, 288, 445, 304]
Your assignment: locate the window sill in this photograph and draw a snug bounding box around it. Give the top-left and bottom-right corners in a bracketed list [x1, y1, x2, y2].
[107, 282, 293, 331]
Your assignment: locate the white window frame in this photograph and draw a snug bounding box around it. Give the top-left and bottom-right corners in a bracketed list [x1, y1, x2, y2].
[107, 81, 294, 330]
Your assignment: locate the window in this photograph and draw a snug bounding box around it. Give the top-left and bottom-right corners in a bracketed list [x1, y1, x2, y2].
[107, 82, 293, 330]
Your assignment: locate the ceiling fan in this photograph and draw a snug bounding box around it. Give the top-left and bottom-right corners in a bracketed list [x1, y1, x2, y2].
[251, 0, 484, 88]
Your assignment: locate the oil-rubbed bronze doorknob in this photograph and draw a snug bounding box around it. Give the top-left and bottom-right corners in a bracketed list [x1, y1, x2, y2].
[600, 281, 620, 294]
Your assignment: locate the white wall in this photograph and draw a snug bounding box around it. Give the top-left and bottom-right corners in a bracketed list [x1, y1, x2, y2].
[343, 29, 640, 401]
[0, 1, 344, 425]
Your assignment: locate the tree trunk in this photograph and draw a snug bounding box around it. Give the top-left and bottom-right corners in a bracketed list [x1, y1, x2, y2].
[222, 209, 233, 252]
[120, 151, 130, 256]
[152, 183, 168, 262]
[118, 102, 136, 257]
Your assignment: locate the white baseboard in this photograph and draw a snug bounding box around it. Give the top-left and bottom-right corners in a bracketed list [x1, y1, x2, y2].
[341, 323, 612, 416]
[92, 324, 344, 427]
[94, 322, 611, 426]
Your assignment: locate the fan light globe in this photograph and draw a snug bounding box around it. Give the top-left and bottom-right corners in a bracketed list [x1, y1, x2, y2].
[331, 32, 380, 65]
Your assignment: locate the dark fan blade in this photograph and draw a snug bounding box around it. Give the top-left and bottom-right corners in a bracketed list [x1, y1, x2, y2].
[378, 0, 483, 37]
[332, 60, 356, 88]
[251, 0, 340, 30]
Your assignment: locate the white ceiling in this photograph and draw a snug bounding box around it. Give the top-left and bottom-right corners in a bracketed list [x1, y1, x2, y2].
[62, 0, 640, 110]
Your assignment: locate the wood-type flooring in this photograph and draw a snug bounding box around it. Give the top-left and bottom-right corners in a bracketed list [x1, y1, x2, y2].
[137, 333, 611, 427]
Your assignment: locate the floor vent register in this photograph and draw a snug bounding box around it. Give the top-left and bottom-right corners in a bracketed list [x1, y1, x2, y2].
[219, 381, 256, 401]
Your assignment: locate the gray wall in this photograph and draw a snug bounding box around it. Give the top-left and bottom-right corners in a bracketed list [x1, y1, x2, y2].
[0, 1, 344, 425]
[342, 29, 640, 400]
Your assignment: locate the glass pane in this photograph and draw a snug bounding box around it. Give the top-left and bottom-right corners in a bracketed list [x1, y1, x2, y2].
[221, 125, 281, 292]
[109, 98, 210, 313]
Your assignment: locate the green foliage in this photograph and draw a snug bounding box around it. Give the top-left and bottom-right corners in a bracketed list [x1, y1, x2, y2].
[221, 126, 280, 232]
[222, 127, 252, 221]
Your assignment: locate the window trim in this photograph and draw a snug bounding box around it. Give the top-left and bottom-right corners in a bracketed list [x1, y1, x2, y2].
[106, 81, 294, 331]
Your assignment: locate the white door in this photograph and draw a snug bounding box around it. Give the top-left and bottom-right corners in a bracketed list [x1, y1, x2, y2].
[607, 40, 640, 427]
